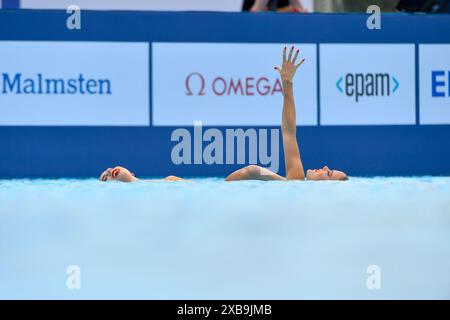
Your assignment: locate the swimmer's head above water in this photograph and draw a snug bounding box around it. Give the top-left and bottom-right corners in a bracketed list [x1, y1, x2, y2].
[99, 166, 185, 182]
[99, 166, 137, 182]
[306, 166, 348, 181]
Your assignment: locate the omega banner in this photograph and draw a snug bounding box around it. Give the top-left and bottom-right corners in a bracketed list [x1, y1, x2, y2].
[152, 42, 318, 126]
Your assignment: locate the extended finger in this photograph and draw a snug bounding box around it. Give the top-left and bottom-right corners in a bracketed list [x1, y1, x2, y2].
[282, 46, 287, 66]
[287, 45, 294, 63]
[295, 58, 305, 69]
[292, 49, 299, 65]
[274, 66, 282, 74]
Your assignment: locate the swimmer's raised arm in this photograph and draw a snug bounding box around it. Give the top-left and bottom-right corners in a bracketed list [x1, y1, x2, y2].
[274, 46, 305, 180]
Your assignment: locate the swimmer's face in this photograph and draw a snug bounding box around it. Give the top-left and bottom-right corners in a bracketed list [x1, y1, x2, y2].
[306, 166, 348, 181]
[99, 166, 137, 182]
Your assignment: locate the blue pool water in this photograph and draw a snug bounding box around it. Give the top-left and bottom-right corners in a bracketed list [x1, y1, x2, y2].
[0, 177, 449, 299]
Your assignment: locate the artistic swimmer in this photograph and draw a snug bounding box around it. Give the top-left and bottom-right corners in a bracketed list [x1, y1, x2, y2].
[99, 46, 348, 183]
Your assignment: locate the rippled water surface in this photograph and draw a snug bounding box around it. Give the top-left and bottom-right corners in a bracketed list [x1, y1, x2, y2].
[0, 177, 449, 299]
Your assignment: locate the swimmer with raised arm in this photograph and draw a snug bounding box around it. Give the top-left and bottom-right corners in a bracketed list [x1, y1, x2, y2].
[226, 46, 348, 181]
[99, 46, 347, 183]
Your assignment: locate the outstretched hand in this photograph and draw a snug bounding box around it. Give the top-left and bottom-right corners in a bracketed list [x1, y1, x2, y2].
[274, 46, 305, 84]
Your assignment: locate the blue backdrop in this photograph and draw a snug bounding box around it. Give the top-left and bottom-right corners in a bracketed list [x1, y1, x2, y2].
[0, 10, 449, 178]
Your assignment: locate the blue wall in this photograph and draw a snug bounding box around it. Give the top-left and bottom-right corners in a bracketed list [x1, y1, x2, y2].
[0, 10, 449, 178]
